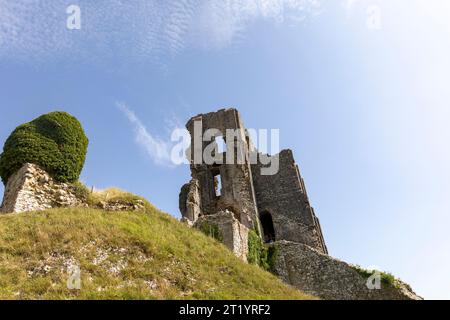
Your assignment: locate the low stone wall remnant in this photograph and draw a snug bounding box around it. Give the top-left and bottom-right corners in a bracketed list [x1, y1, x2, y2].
[273, 241, 422, 300]
[0, 163, 146, 214]
[0, 163, 85, 214]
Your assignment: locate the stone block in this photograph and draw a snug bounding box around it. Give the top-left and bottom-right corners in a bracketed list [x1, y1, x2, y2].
[195, 210, 249, 262]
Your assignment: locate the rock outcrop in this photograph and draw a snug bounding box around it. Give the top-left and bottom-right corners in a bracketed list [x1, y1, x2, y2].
[273, 241, 422, 300]
[0, 163, 85, 214]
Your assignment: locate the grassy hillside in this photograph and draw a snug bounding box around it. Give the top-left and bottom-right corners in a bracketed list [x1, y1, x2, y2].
[0, 198, 313, 300]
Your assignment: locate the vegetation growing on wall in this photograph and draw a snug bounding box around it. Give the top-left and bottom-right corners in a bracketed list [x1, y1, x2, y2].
[0, 111, 88, 184]
[351, 265, 399, 288]
[247, 230, 278, 272]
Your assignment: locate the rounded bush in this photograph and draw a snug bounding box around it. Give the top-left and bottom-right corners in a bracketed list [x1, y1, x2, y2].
[0, 111, 89, 184]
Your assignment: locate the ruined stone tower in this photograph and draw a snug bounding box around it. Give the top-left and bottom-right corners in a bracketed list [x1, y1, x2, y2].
[251, 149, 327, 254]
[181, 109, 259, 230]
[180, 108, 327, 259]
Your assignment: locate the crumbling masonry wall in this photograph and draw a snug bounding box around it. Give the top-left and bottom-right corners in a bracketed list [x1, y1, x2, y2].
[180, 108, 327, 255]
[172, 107, 423, 299]
[272, 241, 421, 300]
[251, 150, 327, 254]
[179, 179, 201, 226]
[0, 163, 146, 214]
[0, 163, 84, 214]
[182, 108, 260, 230]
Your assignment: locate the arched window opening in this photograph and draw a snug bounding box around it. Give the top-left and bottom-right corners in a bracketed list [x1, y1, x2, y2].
[260, 211, 276, 243]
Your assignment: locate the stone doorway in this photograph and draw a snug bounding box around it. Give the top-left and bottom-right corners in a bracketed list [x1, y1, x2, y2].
[260, 210, 276, 243]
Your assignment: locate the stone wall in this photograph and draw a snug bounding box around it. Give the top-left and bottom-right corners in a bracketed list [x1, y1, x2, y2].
[251, 149, 327, 254]
[0, 163, 84, 214]
[184, 108, 260, 230]
[180, 109, 328, 254]
[195, 210, 249, 261]
[273, 241, 422, 300]
[178, 108, 420, 300]
[179, 108, 328, 257]
[0, 163, 147, 214]
[179, 179, 201, 226]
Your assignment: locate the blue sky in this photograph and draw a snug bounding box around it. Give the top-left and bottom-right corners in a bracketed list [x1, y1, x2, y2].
[1, 0, 450, 299]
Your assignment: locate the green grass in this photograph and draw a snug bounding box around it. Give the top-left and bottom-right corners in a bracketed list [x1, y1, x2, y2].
[0, 199, 313, 300]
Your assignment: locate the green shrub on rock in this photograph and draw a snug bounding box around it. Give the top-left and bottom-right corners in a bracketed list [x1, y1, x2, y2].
[0, 111, 88, 184]
[247, 230, 278, 272]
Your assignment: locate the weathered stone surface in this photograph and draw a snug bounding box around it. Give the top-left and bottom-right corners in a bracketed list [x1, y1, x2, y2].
[179, 179, 201, 226]
[251, 149, 327, 254]
[0, 163, 85, 214]
[179, 108, 420, 300]
[273, 241, 422, 300]
[184, 108, 260, 230]
[195, 210, 249, 261]
[179, 108, 327, 253]
[0, 163, 147, 214]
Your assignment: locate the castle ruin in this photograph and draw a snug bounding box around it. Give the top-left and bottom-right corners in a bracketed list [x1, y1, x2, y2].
[179, 108, 327, 258]
[179, 108, 422, 300]
[0, 108, 421, 300]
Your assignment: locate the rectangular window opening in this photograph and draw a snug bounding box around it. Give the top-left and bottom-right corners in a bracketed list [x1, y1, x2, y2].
[214, 173, 222, 197]
[215, 136, 226, 153]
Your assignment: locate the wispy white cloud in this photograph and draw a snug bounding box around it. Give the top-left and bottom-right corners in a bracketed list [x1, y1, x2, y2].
[344, 0, 360, 15]
[0, 0, 321, 64]
[117, 102, 176, 167]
